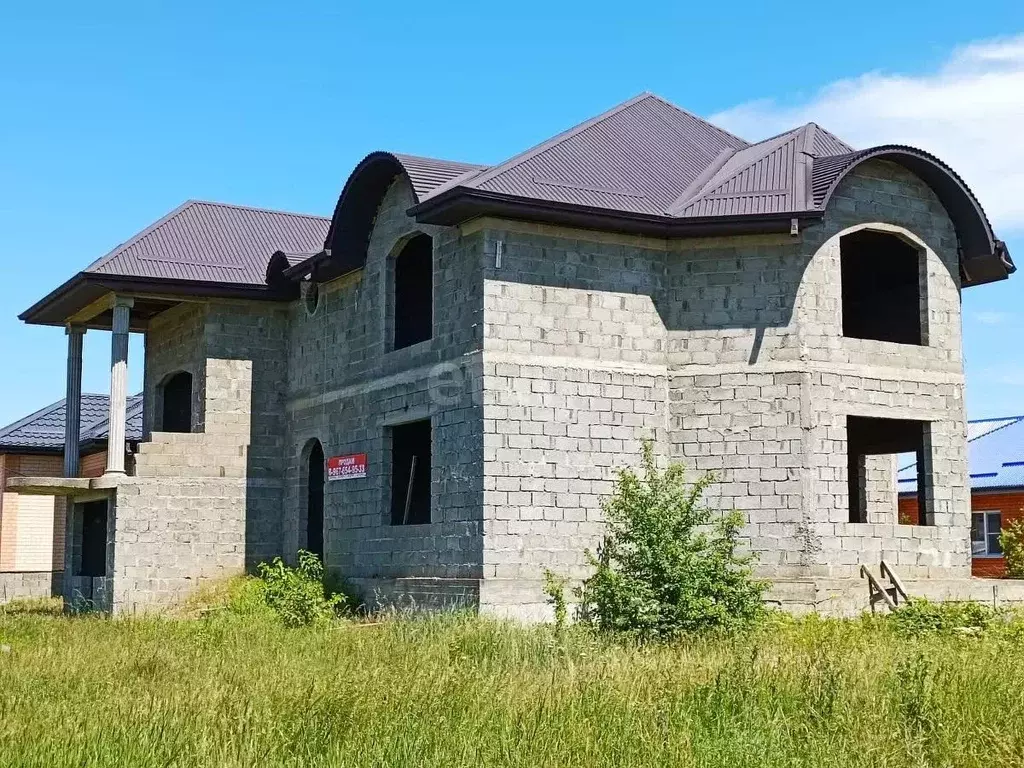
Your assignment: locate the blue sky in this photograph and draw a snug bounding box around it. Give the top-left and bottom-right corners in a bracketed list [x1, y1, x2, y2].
[1, 1, 1022, 427]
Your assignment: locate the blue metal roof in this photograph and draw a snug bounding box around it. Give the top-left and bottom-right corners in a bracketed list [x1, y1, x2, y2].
[899, 415, 1024, 492]
[0, 394, 144, 453]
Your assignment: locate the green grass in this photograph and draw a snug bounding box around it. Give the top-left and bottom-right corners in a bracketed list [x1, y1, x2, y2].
[2, 602, 1024, 767]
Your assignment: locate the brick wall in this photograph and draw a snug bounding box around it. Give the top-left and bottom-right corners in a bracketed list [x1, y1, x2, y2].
[901, 490, 1024, 577]
[472, 223, 667, 617]
[79, 450, 107, 479]
[0, 454, 64, 574]
[144, 302, 206, 435]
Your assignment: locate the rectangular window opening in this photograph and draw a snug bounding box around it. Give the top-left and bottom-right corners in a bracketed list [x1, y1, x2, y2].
[971, 511, 1002, 557]
[847, 415, 930, 525]
[841, 230, 925, 345]
[389, 420, 431, 525]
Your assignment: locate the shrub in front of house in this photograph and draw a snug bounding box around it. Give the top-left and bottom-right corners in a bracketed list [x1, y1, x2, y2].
[576, 441, 768, 641]
[250, 550, 347, 627]
[1000, 519, 1024, 579]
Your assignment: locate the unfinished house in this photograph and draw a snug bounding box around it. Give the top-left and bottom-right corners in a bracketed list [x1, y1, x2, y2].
[10, 93, 1017, 616]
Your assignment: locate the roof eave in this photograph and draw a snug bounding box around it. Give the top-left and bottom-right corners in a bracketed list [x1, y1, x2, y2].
[0, 446, 64, 456]
[20, 273, 296, 327]
[411, 188, 821, 238]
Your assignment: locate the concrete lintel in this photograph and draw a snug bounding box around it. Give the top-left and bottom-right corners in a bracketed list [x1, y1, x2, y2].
[6, 477, 95, 496]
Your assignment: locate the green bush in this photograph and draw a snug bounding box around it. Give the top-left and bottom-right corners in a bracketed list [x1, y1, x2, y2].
[576, 441, 768, 640]
[1000, 519, 1024, 578]
[254, 550, 346, 627]
[542, 568, 569, 636]
[888, 598, 997, 637]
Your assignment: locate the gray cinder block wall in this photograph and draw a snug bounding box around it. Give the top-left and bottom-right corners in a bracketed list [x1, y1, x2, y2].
[283, 177, 487, 609]
[93, 157, 972, 617]
[89, 300, 290, 612]
[466, 158, 969, 616]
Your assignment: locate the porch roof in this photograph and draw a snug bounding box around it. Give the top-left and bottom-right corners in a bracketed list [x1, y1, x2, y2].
[20, 200, 329, 328]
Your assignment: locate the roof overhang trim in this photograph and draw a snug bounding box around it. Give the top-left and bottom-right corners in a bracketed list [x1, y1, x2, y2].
[816, 146, 1015, 287]
[20, 272, 295, 327]
[265, 250, 325, 296]
[318, 152, 415, 282]
[411, 188, 819, 239]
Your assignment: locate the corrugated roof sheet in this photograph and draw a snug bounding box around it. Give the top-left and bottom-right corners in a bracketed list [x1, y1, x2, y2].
[418, 95, 866, 221]
[0, 394, 143, 452]
[672, 125, 812, 218]
[392, 154, 486, 200]
[899, 415, 1024, 492]
[84, 201, 330, 287]
[425, 93, 749, 216]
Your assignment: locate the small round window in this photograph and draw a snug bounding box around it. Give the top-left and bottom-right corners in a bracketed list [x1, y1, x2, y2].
[303, 281, 321, 316]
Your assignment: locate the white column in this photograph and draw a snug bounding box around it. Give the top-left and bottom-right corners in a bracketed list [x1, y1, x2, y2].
[63, 325, 86, 477]
[105, 297, 133, 475]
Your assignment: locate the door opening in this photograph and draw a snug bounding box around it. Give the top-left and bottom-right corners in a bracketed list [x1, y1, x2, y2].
[79, 500, 108, 578]
[306, 441, 325, 559]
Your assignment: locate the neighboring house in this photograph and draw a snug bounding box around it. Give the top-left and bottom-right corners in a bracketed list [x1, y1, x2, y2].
[7, 93, 1017, 617]
[0, 395, 142, 602]
[899, 415, 1024, 578]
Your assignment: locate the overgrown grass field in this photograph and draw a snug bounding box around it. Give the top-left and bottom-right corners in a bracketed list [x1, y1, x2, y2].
[2, 598, 1024, 767]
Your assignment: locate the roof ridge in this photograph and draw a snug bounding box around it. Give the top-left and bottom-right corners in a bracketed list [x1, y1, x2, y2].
[668, 126, 806, 214]
[664, 147, 738, 216]
[968, 415, 1024, 444]
[186, 199, 331, 222]
[746, 123, 807, 148]
[84, 200, 330, 275]
[82, 395, 145, 441]
[643, 92, 751, 148]
[391, 152, 486, 170]
[810, 123, 856, 155]
[453, 93, 659, 191]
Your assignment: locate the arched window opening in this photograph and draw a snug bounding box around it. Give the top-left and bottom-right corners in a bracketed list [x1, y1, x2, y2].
[841, 230, 925, 345]
[160, 371, 193, 433]
[393, 234, 433, 350]
[306, 441, 325, 559]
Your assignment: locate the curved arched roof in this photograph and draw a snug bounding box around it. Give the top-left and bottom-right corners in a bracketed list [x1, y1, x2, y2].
[811, 146, 1012, 283]
[318, 152, 484, 281]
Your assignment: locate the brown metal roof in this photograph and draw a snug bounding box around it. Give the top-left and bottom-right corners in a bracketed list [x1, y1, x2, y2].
[422, 93, 748, 216]
[83, 200, 329, 287]
[21, 201, 330, 326]
[392, 154, 486, 200]
[21, 92, 1015, 328]
[403, 93, 1012, 285]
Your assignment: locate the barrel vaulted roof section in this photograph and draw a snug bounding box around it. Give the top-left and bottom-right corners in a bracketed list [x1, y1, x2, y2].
[319, 152, 484, 280]
[809, 145, 1014, 282]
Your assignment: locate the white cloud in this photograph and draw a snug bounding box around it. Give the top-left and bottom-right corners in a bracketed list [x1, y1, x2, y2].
[711, 36, 1024, 232]
[978, 363, 1024, 387]
[973, 310, 1015, 325]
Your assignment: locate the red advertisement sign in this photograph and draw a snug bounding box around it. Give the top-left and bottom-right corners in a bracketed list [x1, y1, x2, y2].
[327, 453, 367, 481]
